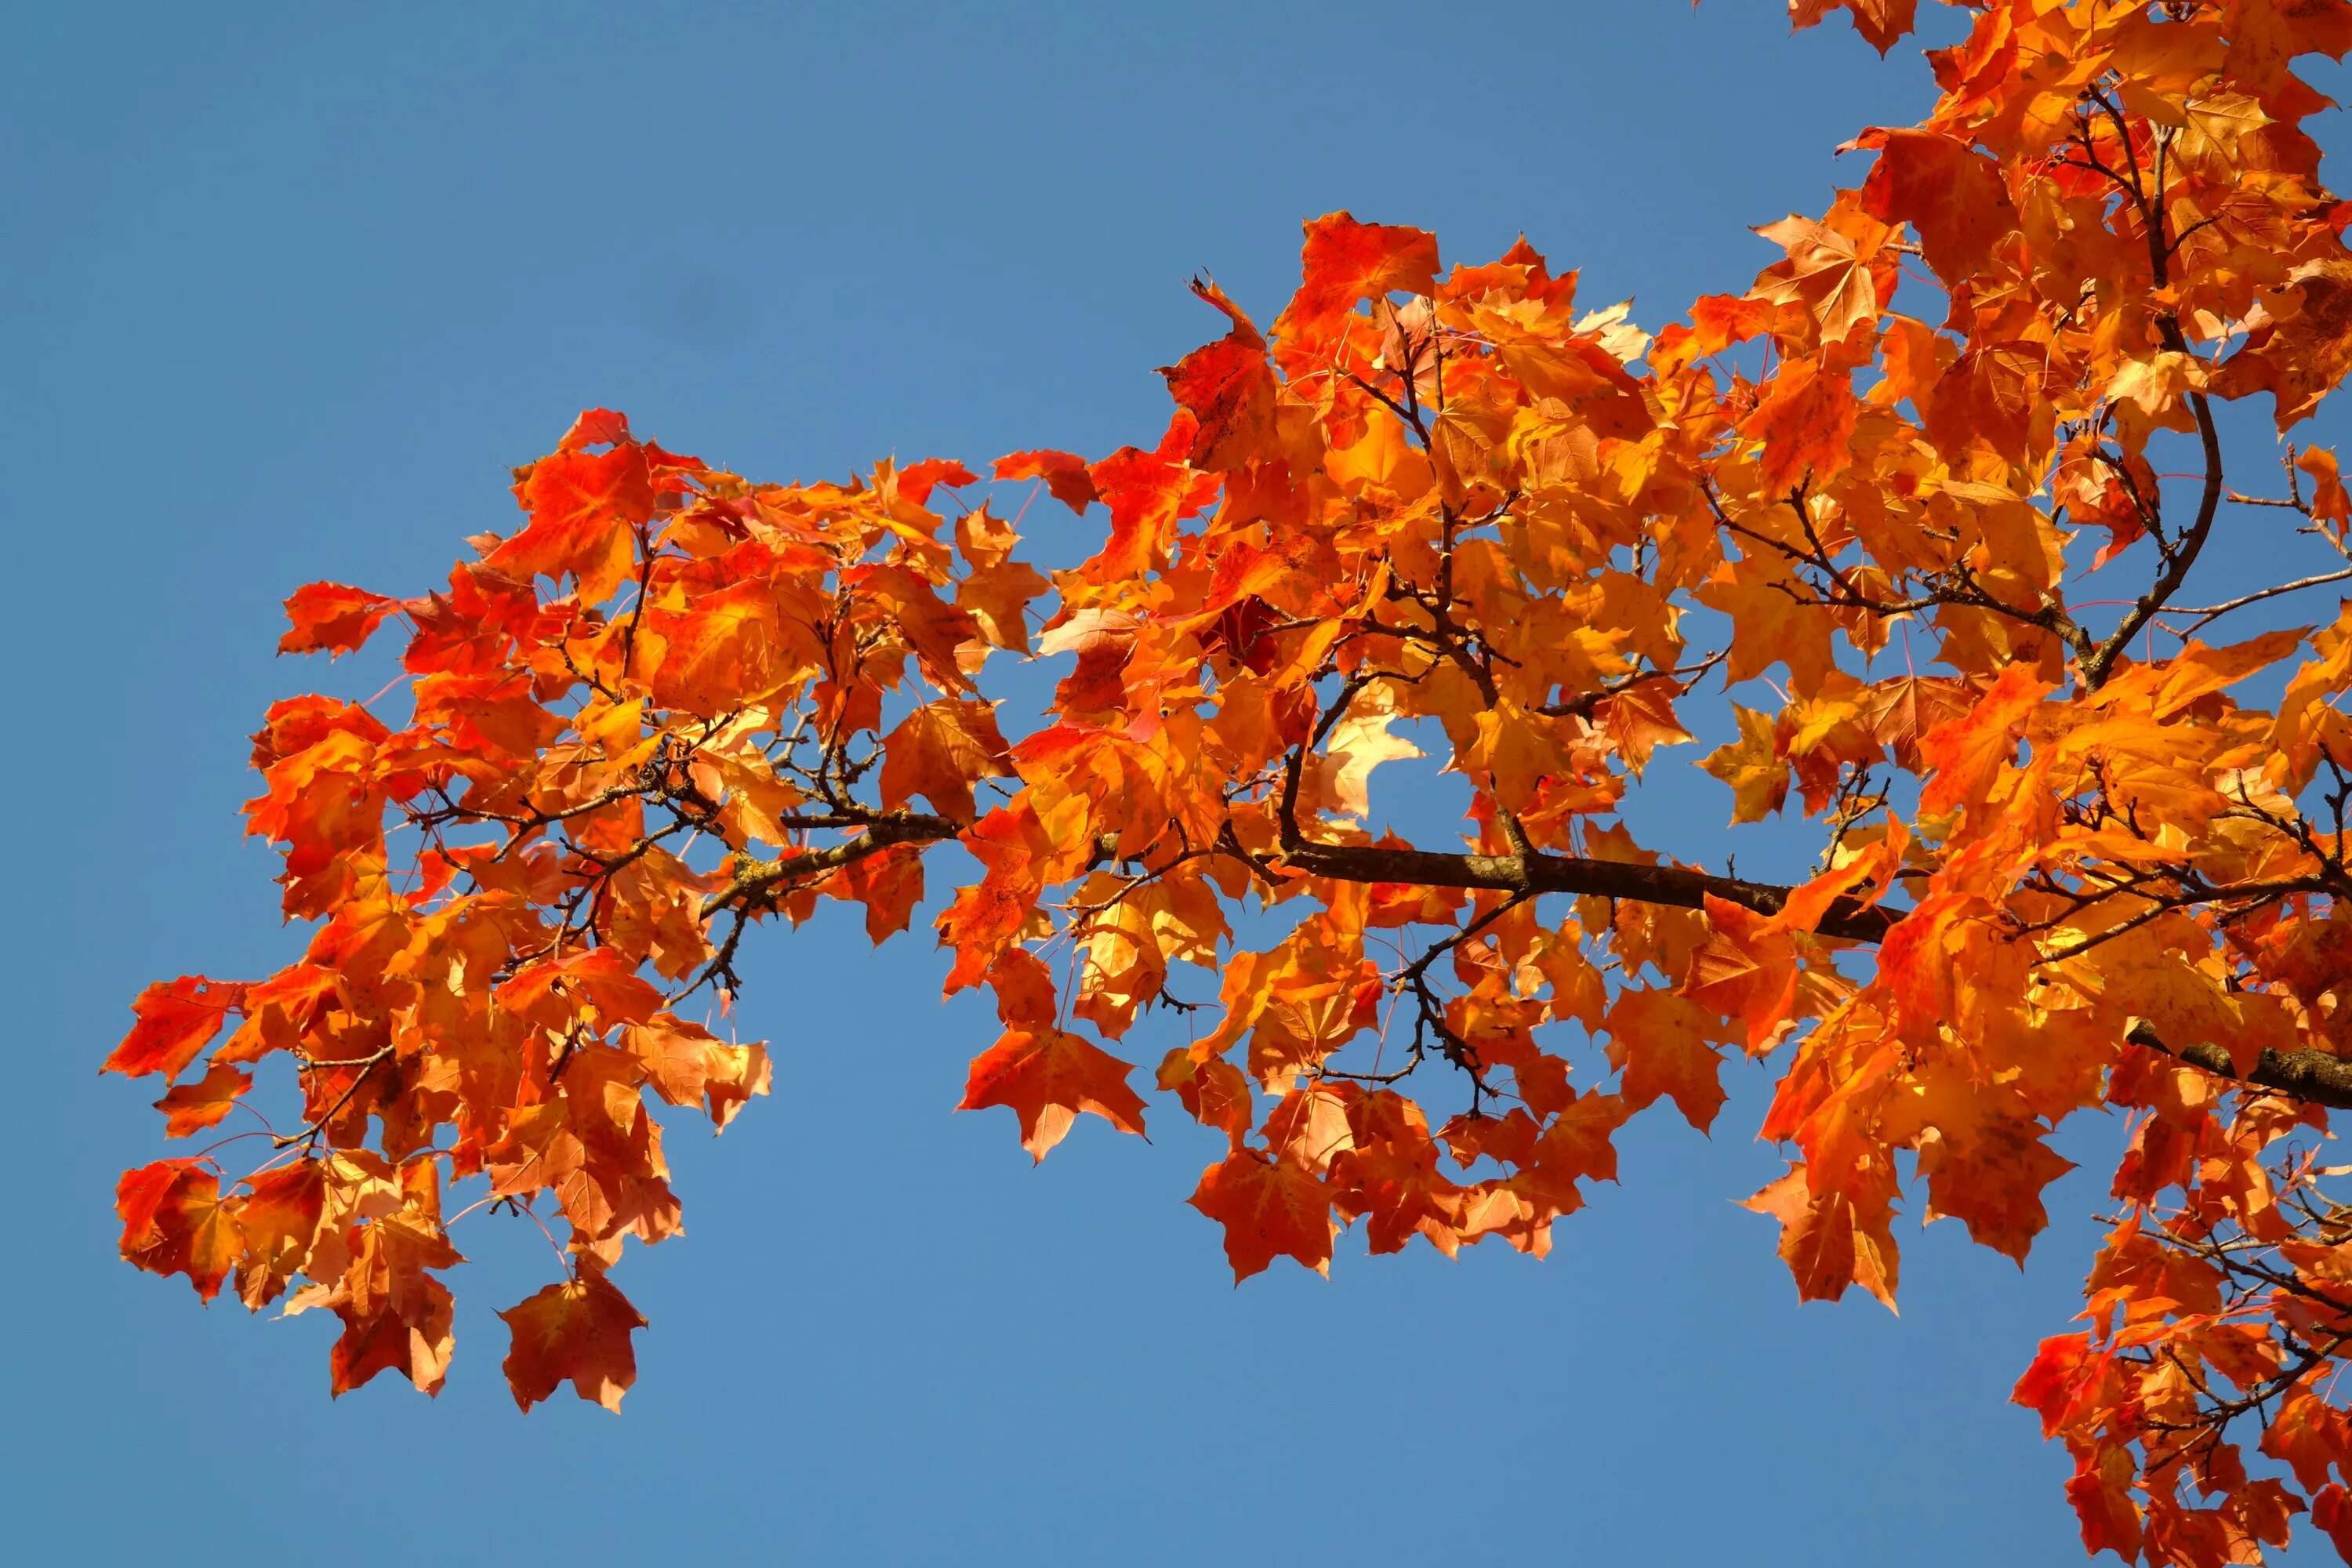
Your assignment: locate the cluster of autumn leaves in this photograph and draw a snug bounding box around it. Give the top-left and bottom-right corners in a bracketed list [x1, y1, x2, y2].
[102, 2, 2352, 1562]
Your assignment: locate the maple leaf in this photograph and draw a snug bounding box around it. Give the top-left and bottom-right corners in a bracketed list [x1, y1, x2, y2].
[116, 1160, 240, 1301]
[498, 1267, 648, 1413]
[1856, 676, 1976, 770]
[2315, 1486, 2352, 1563]
[152, 1062, 252, 1138]
[1537, 1089, 1629, 1186]
[104, 976, 246, 1081]
[1787, 0, 1918, 54]
[1853, 128, 2014, 282]
[880, 699, 1013, 825]
[232, 1160, 328, 1311]
[490, 442, 658, 604]
[1749, 213, 1883, 343]
[624, 1014, 773, 1128]
[314, 1211, 463, 1397]
[1430, 391, 1515, 506]
[1699, 561, 1837, 696]
[278, 582, 400, 656]
[837, 846, 925, 945]
[958, 559, 1052, 654]
[1462, 703, 1571, 816]
[1916, 1109, 2073, 1264]
[702, 1041, 774, 1131]
[2301, 446, 2351, 539]
[1743, 1163, 1898, 1309]
[2223, 0, 2352, 96]
[1744, 350, 1860, 494]
[1683, 897, 1801, 1054]
[1700, 704, 1791, 824]
[1331, 1094, 1466, 1256]
[993, 448, 1099, 513]
[2012, 1332, 2099, 1440]
[1320, 681, 1422, 818]
[2065, 1455, 2145, 1562]
[848, 562, 985, 692]
[2217, 259, 2352, 430]
[2107, 351, 2209, 422]
[1594, 676, 1693, 774]
[937, 803, 1053, 995]
[1187, 1151, 1335, 1280]
[1272, 212, 1440, 340]
[894, 457, 979, 506]
[1160, 277, 1277, 472]
[956, 1026, 1148, 1162]
[2140, 627, 2310, 719]
[497, 946, 664, 1033]
[1916, 662, 2049, 818]
[1158, 1050, 1253, 1144]
[2263, 1392, 2349, 1494]
[1606, 989, 1728, 1133]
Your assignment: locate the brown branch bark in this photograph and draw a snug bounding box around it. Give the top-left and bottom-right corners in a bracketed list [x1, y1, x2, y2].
[700, 811, 964, 916]
[2127, 1022, 2352, 1111]
[1273, 837, 1900, 942]
[700, 797, 2352, 1111]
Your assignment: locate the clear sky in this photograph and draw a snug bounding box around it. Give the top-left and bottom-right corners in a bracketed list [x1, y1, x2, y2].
[5, 4, 2346, 1564]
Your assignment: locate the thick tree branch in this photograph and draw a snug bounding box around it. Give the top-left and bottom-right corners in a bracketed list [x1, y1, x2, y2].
[2081, 379, 2225, 689]
[1275, 836, 1901, 942]
[2128, 1021, 2352, 1112]
[696, 796, 2352, 1118]
[700, 811, 964, 916]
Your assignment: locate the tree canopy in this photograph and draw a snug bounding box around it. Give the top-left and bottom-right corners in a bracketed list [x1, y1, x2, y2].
[103, 2, 2352, 1561]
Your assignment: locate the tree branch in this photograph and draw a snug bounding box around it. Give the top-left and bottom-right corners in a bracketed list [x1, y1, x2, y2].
[2128, 1021, 2352, 1112]
[700, 811, 964, 917]
[1276, 837, 1900, 942]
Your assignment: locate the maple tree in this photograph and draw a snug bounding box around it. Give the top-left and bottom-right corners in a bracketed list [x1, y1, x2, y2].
[97, 1, 2352, 1559]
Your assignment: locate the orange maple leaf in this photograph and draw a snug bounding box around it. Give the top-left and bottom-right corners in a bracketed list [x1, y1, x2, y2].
[278, 581, 400, 656]
[490, 442, 659, 604]
[1187, 1150, 1335, 1280]
[104, 976, 246, 1081]
[498, 1267, 648, 1413]
[956, 1025, 1148, 1162]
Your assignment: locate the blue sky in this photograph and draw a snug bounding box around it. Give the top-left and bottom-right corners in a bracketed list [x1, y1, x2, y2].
[5, 3, 2346, 1563]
